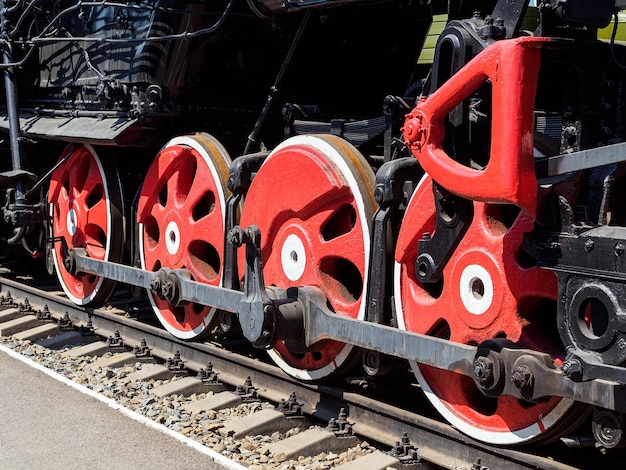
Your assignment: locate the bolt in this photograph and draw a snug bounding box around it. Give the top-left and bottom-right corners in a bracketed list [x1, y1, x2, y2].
[473, 356, 494, 385]
[150, 277, 161, 293]
[584, 239, 595, 253]
[403, 115, 426, 148]
[263, 304, 274, 315]
[403, 119, 419, 140]
[37, 305, 52, 320]
[59, 312, 73, 330]
[471, 458, 486, 470]
[2, 292, 13, 305]
[228, 227, 244, 247]
[615, 243, 625, 256]
[374, 185, 384, 203]
[422, 232, 431, 240]
[161, 279, 173, 299]
[511, 365, 534, 391]
[147, 87, 161, 101]
[327, 417, 339, 432]
[561, 358, 583, 381]
[19, 298, 32, 312]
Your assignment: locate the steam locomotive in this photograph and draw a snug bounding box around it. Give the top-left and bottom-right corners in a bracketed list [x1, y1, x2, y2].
[2, 0, 626, 449]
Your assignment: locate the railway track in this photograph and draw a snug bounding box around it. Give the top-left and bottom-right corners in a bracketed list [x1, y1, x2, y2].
[1, 273, 621, 470]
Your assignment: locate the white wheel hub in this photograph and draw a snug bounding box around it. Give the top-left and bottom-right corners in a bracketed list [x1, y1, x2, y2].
[281, 233, 307, 281]
[165, 221, 181, 256]
[66, 208, 77, 237]
[459, 264, 494, 315]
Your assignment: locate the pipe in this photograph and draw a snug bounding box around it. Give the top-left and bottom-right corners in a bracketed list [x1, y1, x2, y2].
[1, 0, 24, 203]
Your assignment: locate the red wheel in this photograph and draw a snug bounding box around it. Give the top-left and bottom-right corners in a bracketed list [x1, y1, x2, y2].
[138, 134, 231, 339]
[394, 175, 587, 444]
[239, 135, 376, 380]
[48, 145, 124, 306]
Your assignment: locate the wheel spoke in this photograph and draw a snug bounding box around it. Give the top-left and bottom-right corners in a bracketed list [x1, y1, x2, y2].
[85, 198, 108, 232]
[187, 206, 223, 253]
[179, 164, 208, 211]
[82, 160, 105, 197]
[68, 157, 87, 196]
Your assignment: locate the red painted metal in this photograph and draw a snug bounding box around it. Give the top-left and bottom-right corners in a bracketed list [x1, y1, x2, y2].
[138, 134, 231, 339]
[48, 145, 122, 305]
[239, 135, 375, 380]
[394, 176, 578, 443]
[403, 37, 549, 217]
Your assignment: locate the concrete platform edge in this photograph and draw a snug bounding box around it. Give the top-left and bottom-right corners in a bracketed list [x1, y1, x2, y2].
[0, 344, 246, 470]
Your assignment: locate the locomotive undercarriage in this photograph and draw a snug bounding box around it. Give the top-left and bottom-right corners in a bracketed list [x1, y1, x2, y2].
[3, 0, 626, 450]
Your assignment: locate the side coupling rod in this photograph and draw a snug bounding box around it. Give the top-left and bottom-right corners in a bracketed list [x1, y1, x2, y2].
[64, 225, 626, 412]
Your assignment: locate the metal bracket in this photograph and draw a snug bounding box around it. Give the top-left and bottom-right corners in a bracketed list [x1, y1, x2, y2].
[491, 0, 530, 38]
[415, 183, 473, 283]
[197, 362, 220, 385]
[228, 225, 275, 348]
[223, 152, 268, 291]
[277, 392, 303, 417]
[235, 376, 259, 402]
[562, 350, 626, 384]
[367, 157, 422, 324]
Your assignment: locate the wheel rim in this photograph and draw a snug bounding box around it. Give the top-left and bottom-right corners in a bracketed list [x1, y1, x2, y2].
[48, 145, 123, 306]
[239, 135, 376, 380]
[394, 175, 584, 444]
[138, 134, 231, 339]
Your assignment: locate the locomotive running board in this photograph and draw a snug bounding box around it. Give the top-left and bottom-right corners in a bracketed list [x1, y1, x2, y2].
[0, 112, 137, 144]
[65, 240, 626, 412]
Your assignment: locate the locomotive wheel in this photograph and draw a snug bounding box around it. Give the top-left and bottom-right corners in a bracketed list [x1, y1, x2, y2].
[48, 145, 124, 306]
[394, 175, 587, 444]
[239, 135, 376, 380]
[138, 134, 231, 339]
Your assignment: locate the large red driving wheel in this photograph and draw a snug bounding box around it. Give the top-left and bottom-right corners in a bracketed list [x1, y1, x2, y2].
[138, 134, 231, 339]
[394, 175, 587, 444]
[48, 145, 124, 306]
[239, 135, 376, 380]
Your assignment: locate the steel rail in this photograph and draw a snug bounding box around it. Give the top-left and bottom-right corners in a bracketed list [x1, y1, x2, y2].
[0, 276, 578, 470]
